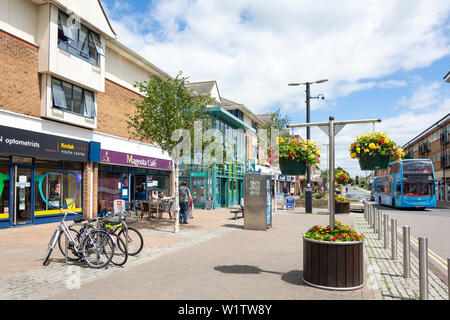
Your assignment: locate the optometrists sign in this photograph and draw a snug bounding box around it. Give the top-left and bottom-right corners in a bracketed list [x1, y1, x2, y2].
[0, 125, 90, 162]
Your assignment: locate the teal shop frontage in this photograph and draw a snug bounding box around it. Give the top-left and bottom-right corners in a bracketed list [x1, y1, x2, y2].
[179, 163, 245, 209]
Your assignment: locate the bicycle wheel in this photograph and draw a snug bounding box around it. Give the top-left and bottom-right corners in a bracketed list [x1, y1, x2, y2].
[81, 230, 115, 269]
[57, 227, 82, 261]
[117, 226, 143, 256]
[43, 229, 61, 266]
[110, 233, 128, 266]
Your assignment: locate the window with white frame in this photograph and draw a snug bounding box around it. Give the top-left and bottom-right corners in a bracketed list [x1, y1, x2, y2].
[51, 77, 96, 118]
[57, 10, 105, 66]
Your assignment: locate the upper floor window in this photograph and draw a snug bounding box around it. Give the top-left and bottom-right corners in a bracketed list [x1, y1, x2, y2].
[51, 77, 96, 118]
[57, 11, 105, 66]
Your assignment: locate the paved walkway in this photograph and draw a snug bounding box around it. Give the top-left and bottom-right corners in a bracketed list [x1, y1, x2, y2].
[0, 209, 372, 300]
[353, 212, 449, 300]
[0, 206, 447, 300]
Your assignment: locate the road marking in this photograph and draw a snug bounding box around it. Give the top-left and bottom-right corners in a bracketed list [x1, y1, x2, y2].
[396, 226, 448, 269]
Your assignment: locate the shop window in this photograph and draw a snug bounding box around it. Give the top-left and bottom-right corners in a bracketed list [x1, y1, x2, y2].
[61, 161, 82, 169]
[34, 168, 82, 214]
[0, 166, 10, 218]
[51, 77, 96, 118]
[98, 171, 121, 204]
[148, 176, 168, 195]
[0, 156, 10, 164]
[57, 10, 104, 66]
[34, 159, 61, 168]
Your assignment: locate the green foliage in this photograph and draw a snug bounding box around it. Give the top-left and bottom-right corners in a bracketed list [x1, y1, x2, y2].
[303, 221, 364, 242]
[126, 72, 216, 157]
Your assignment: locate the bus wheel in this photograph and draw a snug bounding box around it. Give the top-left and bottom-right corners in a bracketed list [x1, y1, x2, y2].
[392, 199, 396, 208]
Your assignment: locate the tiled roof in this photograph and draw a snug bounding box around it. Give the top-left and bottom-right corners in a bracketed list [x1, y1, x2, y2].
[186, 81, 216, 95]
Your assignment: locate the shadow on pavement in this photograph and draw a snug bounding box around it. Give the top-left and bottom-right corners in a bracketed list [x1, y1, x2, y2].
[214, 265, 307, 287]
[221, 224, 244, 230]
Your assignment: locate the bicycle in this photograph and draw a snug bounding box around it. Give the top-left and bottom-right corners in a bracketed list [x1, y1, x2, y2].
[59, 215, 129, 267]
[99, 211, 144, 256]
[43, 209, 115, 269]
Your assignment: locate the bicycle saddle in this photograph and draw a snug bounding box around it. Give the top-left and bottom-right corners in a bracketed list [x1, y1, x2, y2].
[74, 218, 86, 223]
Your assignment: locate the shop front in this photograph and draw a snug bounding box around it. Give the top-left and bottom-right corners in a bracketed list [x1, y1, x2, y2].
[0, 125, 93, 229]
[98, 149, 172, 211]
[179, 163, 244, 209]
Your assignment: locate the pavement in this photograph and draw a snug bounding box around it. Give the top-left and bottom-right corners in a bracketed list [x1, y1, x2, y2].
[0, 204, 447, 300]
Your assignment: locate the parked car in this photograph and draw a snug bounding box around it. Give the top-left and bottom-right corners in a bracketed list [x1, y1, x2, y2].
[345, 193, 365, 212]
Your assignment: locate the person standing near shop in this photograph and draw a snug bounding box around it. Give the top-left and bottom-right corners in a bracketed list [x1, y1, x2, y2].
[179, 182, 192, 224]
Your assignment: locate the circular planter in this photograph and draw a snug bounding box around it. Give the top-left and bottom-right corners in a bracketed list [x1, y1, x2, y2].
[335, 202, 350, 213]
[358, 154, 390, 171]
[279, 158, 306, 175]
[303, 237, 364, 290]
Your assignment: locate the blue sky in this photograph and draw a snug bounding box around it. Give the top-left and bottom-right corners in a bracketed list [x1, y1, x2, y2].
[100, 0, 450, 177]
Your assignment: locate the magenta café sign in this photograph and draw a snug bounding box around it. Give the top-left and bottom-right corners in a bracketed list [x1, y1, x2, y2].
[101, 149, 172, 171]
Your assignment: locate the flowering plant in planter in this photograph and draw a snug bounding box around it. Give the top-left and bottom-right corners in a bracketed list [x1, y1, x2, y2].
[334, 196, 350, 203]
[268, 137, 321, 175]
[303, 221, 364, 242]
[349, 132, 405, 170]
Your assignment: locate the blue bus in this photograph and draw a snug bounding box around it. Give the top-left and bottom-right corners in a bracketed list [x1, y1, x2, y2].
[373, 159, 436, 209]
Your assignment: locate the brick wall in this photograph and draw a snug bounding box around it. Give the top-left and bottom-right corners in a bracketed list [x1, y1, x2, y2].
[82, 162, 99, 218]
[96, 79, 142, 139]
[0, 30, 40, 118]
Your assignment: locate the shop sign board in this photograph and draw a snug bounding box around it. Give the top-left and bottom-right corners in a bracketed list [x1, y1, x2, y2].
[0, 125, 89, 162]
[101, 149, 172, 171]
[286, 197, 295, 210]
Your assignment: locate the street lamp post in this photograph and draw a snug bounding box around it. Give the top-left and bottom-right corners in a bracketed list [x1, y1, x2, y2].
[289, 79, 328, 213]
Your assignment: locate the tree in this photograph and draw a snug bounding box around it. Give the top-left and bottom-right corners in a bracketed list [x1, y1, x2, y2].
[126, 72, 215, 232]
[260, 107, 291, 138]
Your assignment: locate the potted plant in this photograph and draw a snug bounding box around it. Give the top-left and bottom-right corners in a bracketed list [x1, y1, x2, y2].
[269, 137, 321, 175]
[335, 171, 350, 185]
[349, 132, 405, 170]
[335, 196, 350, 213]
[303, 221, 365, 290]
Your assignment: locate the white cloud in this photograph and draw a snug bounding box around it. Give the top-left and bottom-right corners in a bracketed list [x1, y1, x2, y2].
[396, 81, 442, 110]
[103, 0, 450, 179]
[104, 0, 450, 113]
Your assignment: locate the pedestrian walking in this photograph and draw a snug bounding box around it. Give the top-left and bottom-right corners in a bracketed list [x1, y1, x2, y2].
[179, 182, 192, 224]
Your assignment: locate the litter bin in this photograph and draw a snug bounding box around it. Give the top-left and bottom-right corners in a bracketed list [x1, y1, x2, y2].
[244, 173, 272, 230]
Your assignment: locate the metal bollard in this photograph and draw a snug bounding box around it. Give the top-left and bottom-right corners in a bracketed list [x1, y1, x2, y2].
[403, 226, 410, 278]
[364, 202, 367, 220]
[384, 214, 389, 249]
[372, 208, 376, 229]
[419, 237, 428, 300]
[378, 210, 382, 240]
[374, 209, 378, 232]
[391, 218, 397, 260]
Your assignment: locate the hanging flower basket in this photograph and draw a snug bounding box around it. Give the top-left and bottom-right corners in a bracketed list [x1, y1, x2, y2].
[349, 132, 405, 171]
[335, 171, 350, 185]
[268, 137, 321, 176]
[358, 154, 391, 170]
[279, 158, 306, 175]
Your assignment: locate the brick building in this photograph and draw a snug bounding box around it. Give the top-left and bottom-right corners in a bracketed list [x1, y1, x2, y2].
[0, 0, 174, 228]
[401, 113, 450, 203]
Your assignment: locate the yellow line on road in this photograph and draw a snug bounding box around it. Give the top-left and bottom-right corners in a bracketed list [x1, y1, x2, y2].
[396, 226, 448, 269]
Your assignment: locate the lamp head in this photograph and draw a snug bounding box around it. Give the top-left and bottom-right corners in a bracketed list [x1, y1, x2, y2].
[315, 79, 328, 84]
